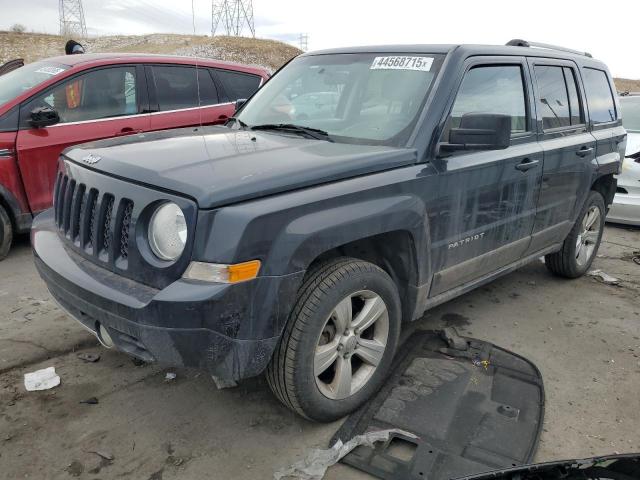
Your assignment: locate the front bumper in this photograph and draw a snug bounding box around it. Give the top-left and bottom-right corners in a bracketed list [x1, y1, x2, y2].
[606, 192, 640, 226]
[32, 210, 303, 381]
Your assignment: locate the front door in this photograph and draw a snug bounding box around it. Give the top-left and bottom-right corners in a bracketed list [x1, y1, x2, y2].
[428, 57, 543, 297]
[16, 65, 150, 213]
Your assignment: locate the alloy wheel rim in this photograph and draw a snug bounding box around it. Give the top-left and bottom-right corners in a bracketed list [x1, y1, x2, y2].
[575, 205, 601, 267]
[314, 290, 389, 400]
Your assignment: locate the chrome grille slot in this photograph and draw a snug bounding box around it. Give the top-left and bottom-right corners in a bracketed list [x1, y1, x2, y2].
[101, 195, 115, 254]
[70, 183, 86, 242]
[53, 173, 63, 225]
[56, 175, 68, 228]
[118, 200, 134, 260]
[62, 179, 76, 234]
[86, 190, 98, 251]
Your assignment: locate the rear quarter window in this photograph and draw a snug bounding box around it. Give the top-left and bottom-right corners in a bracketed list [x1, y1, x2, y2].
[215, 69, 261, 101]
[582, 68, 617, 124]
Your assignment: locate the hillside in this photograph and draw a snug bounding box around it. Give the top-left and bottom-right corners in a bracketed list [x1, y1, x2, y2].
[0, 31, 302, 72]
[1, 31, 639, 91]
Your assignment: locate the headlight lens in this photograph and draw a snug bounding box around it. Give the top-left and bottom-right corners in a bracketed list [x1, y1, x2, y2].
[148, 202, 187, 261]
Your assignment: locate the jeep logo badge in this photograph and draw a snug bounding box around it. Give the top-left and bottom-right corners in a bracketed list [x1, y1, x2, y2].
[82, 154, 101, 165]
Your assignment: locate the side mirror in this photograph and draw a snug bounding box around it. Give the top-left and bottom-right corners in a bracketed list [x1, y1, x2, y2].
[440, 113, 511, 154]
[29, 106, 60, 128]
[234, 98, 248, 113]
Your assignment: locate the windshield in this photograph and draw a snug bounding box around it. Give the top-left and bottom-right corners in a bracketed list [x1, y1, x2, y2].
[0, 61, 70, 108]
[237, 53, 443, 146]
[620, 96, 640, 132]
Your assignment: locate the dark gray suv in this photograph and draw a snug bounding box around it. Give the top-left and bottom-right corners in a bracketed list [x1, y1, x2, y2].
[32, 40, 625, 421]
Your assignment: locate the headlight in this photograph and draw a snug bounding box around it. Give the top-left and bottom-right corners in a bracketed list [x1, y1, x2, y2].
[148, 202, 187, 261]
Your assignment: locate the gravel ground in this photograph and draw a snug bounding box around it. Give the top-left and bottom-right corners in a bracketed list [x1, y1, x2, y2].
[0, 225, 638, 479]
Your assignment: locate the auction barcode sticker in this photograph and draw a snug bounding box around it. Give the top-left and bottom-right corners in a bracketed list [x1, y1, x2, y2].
[35, 66, 66, 76]
[370, 56, 433, 72]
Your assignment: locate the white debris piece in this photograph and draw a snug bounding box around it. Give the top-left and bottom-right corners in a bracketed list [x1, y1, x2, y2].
[587, 269, 620, 285]
[211, 375, 238, 389]
[24, 366, 60, 391]
[165, 372, 177, 381]
[274, 429, 418, 480]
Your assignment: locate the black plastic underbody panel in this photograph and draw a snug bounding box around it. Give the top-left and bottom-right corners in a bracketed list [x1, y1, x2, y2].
[332, 330, 545, 480]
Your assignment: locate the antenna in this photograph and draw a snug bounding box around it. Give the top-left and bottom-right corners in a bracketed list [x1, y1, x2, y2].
[59, 0, 87, 38]
[299, 33, 309, 52]
[211, 0, 255, 37]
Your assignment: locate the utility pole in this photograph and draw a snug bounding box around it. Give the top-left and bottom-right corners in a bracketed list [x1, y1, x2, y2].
[59, 0, 87, 38]
[211, 0, 255, 37]
[299, 33, 309, 51]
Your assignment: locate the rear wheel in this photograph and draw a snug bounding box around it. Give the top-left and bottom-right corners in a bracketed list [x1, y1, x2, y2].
[0, 204, 13, 261]
[545, 191, 605, 278]
[266, 258, 401, 422]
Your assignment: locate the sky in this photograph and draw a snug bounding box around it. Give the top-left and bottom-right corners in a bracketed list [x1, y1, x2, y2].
[1, 0, 638, 78]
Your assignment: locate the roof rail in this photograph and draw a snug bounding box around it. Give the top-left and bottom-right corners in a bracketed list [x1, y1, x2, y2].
[506, 39, 593, 58]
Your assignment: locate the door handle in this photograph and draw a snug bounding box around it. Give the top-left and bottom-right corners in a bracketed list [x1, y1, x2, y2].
[217, 114, 229, 121]
[576, 147, 594, 157]
[115, 127, 142, 137]
[515, 158, 539, 172]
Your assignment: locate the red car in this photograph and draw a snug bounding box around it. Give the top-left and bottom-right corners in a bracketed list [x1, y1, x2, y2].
[0, 53, 269, 259]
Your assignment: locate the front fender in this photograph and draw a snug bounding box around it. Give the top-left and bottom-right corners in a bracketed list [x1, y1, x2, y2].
[194, 166, 431, 281]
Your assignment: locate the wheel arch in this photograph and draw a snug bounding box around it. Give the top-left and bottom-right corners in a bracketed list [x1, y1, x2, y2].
[591, 173, 616, 208]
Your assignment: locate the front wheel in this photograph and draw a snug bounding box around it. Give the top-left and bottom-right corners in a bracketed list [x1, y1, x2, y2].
[266, 258, 401, 422]
[545, 190, 605, 278]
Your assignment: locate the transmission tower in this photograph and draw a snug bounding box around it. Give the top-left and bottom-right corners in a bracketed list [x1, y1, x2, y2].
[299, 33, 309, 51]
[59, 0, 87, 38]
[211, 0, 255, 37]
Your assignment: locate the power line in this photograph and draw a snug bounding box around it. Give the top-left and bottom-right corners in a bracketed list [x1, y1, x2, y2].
[211, 0, 255, 37]
[59, 0, 87, 38]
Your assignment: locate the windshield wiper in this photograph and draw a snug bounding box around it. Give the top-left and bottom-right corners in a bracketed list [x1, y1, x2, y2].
[250, 123, 334, 142]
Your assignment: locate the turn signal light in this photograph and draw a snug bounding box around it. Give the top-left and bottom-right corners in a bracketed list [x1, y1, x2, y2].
[183, 260, 261, 283]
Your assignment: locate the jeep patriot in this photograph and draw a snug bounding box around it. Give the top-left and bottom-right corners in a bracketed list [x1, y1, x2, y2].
[32, 40, 625, 421]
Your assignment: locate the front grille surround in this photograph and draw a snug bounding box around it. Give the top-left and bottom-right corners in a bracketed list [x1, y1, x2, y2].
[52, 158, 197, 289]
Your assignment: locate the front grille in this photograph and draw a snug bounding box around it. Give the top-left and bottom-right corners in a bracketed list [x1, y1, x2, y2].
[53, 174, 133, 267]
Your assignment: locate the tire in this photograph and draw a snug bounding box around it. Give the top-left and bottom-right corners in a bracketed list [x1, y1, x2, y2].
[545, 190, 605, 278]
[266, 257, 401, 422]
[0, 204, 13, 261]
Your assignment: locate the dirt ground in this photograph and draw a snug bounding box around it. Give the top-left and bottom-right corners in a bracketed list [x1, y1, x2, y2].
[0, 225, 638, 480]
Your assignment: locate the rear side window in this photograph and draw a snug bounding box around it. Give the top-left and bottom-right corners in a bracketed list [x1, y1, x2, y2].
[450, 65, 527, 133]
[534, 65, 583, 129]
[583, 68, 616, 124]
[215, 69, 261, 101]
[152, 66, 220, 110]
[153, 66, 198, 111]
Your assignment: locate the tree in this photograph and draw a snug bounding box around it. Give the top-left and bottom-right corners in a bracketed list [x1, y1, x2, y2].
[10, 24, 26, 34]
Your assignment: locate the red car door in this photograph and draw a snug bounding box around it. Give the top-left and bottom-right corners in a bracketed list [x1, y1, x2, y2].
[147, 65, 235, 131]
[15, 65, 150, 213]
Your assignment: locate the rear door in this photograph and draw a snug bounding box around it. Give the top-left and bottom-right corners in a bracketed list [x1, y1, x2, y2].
[147, 65, 233, 130]
[16, 65, 149, 213]
[525, 59, 597, 253]
[428, 57, 543, 297]
[581, 67, 626, 178]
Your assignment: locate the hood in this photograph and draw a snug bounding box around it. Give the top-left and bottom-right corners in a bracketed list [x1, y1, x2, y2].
[626, 131, 640, 157]
[63, 126, 417, 209]
[456, 454, 640, 479]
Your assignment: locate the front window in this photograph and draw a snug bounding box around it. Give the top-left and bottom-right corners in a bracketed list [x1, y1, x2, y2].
[237, 53, 444, 146]
[22, 66, 138, 125]
[0, 61, 70, 108]
[620, 96, 640, 132]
